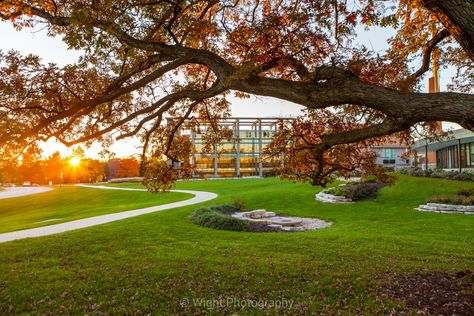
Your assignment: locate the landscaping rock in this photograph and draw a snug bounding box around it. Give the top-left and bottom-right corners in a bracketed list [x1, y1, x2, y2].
[270, 217, 303, 227]
[315, 191, 353, 203]
[414, 203, 474, 214]
[231, 211, 332, 232]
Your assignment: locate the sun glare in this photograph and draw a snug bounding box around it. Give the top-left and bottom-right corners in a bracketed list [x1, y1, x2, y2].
[70, 157, 81, 167]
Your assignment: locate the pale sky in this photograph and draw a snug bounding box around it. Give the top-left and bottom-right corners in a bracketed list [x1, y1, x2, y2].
[0, 21, 460, 159]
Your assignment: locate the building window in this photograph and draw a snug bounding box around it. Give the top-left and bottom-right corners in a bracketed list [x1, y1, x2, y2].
[380, 148, 397, 164]
[435, 143, 474, 169]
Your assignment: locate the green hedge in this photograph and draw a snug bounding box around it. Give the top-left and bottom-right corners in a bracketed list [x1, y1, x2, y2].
[428, 188, 474, 205]
[189, 205, 281, 232]
[190, 205, 249, 231]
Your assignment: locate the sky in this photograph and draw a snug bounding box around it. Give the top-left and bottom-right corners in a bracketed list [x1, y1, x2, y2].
[0, 20, 461, 159]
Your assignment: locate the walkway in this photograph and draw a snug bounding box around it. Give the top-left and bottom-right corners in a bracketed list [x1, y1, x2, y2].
[0, 185, 217, 243]
[0, 187, 54, 199]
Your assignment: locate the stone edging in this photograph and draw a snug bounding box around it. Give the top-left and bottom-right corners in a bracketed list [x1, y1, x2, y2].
[315, 191, 353, 204]
[415, 203, 474, 214]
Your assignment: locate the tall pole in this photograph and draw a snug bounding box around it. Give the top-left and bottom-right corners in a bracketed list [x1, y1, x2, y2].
[191, 128, 196, 177]
[258, 119, 263, 177]
[425, 44, 441, 170]
[425, 140, 428, 171]
[213, 144, 218, 177]
[235, 119, 241, 177]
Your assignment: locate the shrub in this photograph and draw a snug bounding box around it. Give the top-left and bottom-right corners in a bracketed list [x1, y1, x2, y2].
[190, 205, 249, 231]
[399, 167, 474, 182]
[189, 205, 282, 232]
[376, 173, 398, 186]
[446, 171, 474, 182]
[457, 188, 474, 197]
[326, 175, 389, 201]
[428, 195, 474, 205]
[208, 204, 238, 214]
[345, 182, 384, 201]
[361, 175, 378, 183]
[325, 186, 347, 196]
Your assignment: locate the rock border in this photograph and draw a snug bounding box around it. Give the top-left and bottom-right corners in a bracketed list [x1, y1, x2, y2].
[315, 191, 353, 203]
[415, 203, 474, 214]
[231, 210, 332, 232]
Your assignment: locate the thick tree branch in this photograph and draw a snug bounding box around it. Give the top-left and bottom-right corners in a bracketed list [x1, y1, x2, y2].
[421, 0, 474, 61]
[230, 73, 474, 131]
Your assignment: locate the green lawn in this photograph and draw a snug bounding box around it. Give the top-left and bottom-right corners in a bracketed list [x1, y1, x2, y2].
[0, 175, 473, 314]
[0, 186, 191, 233]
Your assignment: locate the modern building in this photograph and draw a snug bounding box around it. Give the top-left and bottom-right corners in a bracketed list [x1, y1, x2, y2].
[412, 128, 474, 171]
[175, 117, 291, 178]
[173, 116, 419, 178]
[368, 136, 411, 168]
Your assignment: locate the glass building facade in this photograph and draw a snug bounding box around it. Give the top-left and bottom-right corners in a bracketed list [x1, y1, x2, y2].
[436, 142, 474, 169]
[412, 129, 474, 170]
[180, 117, 291, 177]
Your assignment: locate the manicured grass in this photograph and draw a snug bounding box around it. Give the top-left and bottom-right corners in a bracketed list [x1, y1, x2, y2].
[0, 175, 473, 314]
[0, 186, 192, 233]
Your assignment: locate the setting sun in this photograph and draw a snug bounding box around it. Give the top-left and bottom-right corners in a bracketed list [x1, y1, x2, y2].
[70, 157, 80, 167]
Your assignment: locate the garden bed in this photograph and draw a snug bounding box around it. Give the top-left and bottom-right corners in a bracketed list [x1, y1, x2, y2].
[190, 205, 331, 232]
[415, 189, 474, 214]
[316, 180, 385, 203]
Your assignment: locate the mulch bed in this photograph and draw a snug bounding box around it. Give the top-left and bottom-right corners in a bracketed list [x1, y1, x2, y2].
[379, 270, 474, 315]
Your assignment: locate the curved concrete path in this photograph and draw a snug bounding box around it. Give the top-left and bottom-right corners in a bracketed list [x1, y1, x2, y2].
[0, 185, 217, 243]
[0, 186, 54, 199]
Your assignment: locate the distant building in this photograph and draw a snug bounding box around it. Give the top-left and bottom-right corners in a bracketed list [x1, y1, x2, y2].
[173, 116, 417, 178]
[174, 117, 291, 177]
[412, 128, 474, 171]
[369, 135, 411, 168]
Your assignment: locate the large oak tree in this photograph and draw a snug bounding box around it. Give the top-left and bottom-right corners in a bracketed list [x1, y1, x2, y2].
[0, 0, 473, 187]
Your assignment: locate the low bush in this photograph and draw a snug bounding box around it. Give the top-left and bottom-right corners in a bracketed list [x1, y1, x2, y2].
[325, 186, 347, 196]
[189, 205, 281, 232]
[427, 188, 474, 206]
[375, 173, 398, 185]
[361, 175, 378, 183]
[428, 195, 474, 206]
[345, 183, 384, 201]
[190, 205, 249, 231]
[325, 182, 385, 201]
[457, 188, 474, 197]
[399, 167, 474, 182]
